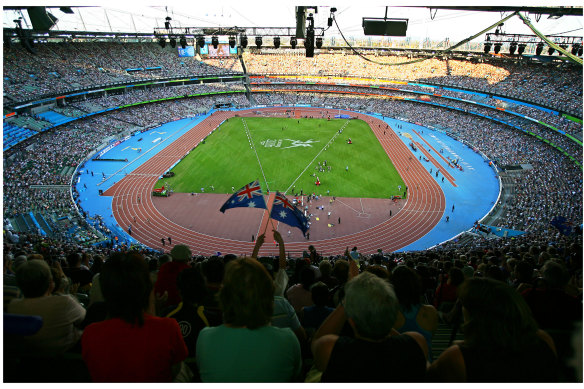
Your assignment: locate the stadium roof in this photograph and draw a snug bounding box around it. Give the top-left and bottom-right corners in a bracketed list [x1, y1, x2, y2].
[3, 3, 583, 43]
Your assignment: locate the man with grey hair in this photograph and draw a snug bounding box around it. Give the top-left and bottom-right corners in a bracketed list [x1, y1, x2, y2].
[311, 264, 428, 382]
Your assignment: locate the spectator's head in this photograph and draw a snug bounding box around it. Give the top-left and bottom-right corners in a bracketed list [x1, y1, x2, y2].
[50, 266, 69, 294]
[310, 281, 329, 307]
[202, 257, 225, 285]
[390, 265, 422, 310]
[448, 267, 465, 286]
[365, 265, 390, 279]
[332, 259, 349, 284]
[177, 267, 209, 305]
[66, 252, 81, 269]
[158, 254, 171, 266]
[100, 252, 151, 326]
[459, 277, 538, 351]
[319, 260, 332, 278]
[514, 260, 534, 283]
[541, 260, 570, 289]
[16, 259, 53, 298]
[148, 258, 159, 272]
[170, 244, 192, 263]
[486, 264, 505, 282]
[300, 267, 316, 290]
[344, 272, 399, 341]
[219, 257, 274, 329]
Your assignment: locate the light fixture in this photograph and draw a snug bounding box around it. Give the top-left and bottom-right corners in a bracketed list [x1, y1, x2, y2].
[484, 42, 492, 54]
[229, 35, 236, 48]
[273, 36, 280, 49]
[517, 43, 526, 55]
[255, 36, 262, 48]
[494, 43, 501, 54]
[509, 42, 517, 55]
[197, 36, 205, 48]
[211, 36, 219, 49]
[240, 35, 248, 48]
[535, 42, 544, 56]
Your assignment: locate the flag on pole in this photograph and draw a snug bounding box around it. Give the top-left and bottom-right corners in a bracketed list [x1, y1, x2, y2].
[270, 191, 309, 236]
[219, 180, 267, 213]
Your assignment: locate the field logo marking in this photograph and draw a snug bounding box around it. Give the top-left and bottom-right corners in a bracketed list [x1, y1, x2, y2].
[260, 139, 283, 148]
[282, 139, 320, 149]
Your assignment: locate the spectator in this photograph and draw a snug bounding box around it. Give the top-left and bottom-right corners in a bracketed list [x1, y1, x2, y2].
[434, 267, 464, 311]
[7, 259, 86, 356]
[391, 265, 438, 361]
[318, 259, 339, 289]
[165, 266, 222, 373]
[154, 244, 192, 309]
[521, 260, 583, 331]
[428, 277, 559, 382]
[312, 266, 428, 382]
[82, 252, 188, 382]
[286, 266, 316, 312]
[299, 281, 334, 338]
[196, 257, 301, 382]
[64, 252, 93, 292]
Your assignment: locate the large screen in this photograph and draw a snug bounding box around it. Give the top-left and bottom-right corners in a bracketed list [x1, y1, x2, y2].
[200, 38, 237, 57]
[178, 46, 195, 57]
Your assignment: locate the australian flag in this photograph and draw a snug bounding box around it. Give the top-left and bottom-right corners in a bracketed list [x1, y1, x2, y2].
[219, 180, 267, 213]
[550, 216, 573, 236]
[270, 191, 309, 236]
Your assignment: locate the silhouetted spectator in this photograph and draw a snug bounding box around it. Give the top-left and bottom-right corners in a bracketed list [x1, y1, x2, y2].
[428, 277, 559, 382]
[82, 252, 188, 382]
[312, 268, 428, 382]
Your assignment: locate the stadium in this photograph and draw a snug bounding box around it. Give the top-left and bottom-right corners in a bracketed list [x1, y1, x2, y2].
[3, 4, 583, 383]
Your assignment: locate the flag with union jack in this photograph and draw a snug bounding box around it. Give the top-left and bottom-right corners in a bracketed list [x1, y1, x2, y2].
[219, 180, 267, 213]
[270, 191, 309, 236]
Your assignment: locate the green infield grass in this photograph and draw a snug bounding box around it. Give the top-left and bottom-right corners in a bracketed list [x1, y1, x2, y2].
[154, 117, 406, 199]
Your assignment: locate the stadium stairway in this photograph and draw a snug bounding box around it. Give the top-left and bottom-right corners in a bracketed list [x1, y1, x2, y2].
[431, 320, 464, 361]
[14, 215, 30, 233]
[35, 212, 53, 238]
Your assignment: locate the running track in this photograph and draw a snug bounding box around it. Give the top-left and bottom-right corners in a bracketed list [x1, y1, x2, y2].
[104, 107, 445, 256]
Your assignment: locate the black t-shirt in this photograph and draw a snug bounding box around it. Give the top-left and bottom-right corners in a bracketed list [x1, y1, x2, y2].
[165, 302, 222, 357]
[322, 334, 426, 382]
[459, 338, 559, 382]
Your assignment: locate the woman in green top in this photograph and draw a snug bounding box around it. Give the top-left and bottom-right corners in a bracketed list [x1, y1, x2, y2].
[196, 256, 302, 382]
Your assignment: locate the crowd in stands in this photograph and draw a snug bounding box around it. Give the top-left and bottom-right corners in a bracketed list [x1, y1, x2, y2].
[3, 42, 243, 103]
[243, 53, 582, 116]
[4, 227, 581, 382]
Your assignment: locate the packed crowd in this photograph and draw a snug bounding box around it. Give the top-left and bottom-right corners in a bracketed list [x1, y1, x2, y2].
[69, 83, 245, 114]
[243, 53, 582, 116]
[3, 42, 243, 103]
[4, 228, 581, 382]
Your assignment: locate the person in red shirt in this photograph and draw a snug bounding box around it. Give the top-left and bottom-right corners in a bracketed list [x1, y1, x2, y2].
[154, 244, 192, 309]
[82, 252, 188, 382]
